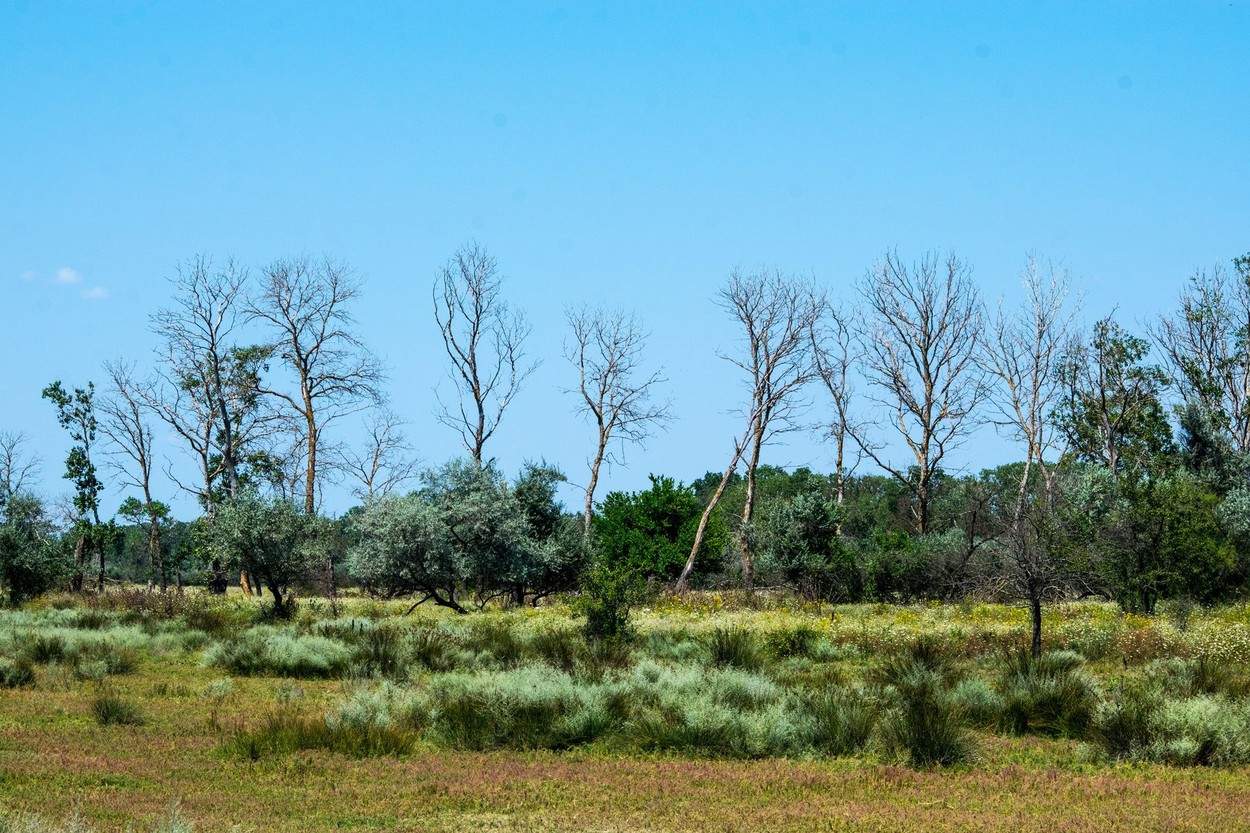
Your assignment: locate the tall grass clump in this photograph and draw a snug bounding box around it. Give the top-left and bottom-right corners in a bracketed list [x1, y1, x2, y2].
[0, 656, 35, 688]
[805, 687, 877, 756]
[425, 666, 610, 750]
[707, 627, 764, 671]
[229, 685, 422, 759]
[91, 691, 145, 726]
[204, 626, 352, 678]
[878, 661, 975, 767]
[997, 649, 1099, 737]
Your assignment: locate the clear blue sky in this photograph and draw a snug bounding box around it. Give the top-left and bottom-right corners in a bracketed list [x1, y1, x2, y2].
[2, 1, 1247, 518]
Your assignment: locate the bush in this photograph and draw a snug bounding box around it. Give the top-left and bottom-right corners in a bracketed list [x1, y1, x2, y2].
[1087, 683, 1162, 760]
[947, 677, 1004, 728]
[574, 561, 644, 644]
[91, 692, 144, 726]
[879, 662, 975, 767]
[204, 627, 353, 678]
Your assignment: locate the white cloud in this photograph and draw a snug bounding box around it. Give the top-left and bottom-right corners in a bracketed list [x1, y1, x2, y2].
[54, 266, 82, 284]
[81, 286, 109, 301]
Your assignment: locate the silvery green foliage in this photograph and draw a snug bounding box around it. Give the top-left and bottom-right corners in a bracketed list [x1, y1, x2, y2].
[348, 459, 579, 610]
[205, 492, 327, 610]
[1218, 486, 1250, 541]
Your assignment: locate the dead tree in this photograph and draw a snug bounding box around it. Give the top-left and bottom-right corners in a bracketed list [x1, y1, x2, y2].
[982, 258, 1072, 657]
[98, 361, 167, 591]
[852, 251, 987, 534]
[0, 431, 40, 508]
[338, 409, 419, 500]
[1152, 258, 1250, 454]
[433, 242, 536, 464]
[251, 257, 383, 614]
[811, 304, 865, 518]
[251, 256, 383, 515]
[565, 307, 670, 534]
[149, 257, 274, 514]
[677, 269, 823, 591]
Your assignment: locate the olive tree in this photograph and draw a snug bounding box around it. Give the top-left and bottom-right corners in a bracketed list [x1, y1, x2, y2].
[205, 493, 327, 615]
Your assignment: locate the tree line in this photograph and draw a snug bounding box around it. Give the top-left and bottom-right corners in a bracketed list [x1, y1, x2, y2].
[2, 245, 1249, 653]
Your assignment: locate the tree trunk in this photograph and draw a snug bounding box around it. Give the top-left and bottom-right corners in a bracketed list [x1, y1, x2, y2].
[738, 427, 764, 591]
[147, 513, 165, 593]
[676, 442, 744, 592]
[1029, 593, 1043, 659]
[71, 535, 86, 592]
[582, 438, 606, 536]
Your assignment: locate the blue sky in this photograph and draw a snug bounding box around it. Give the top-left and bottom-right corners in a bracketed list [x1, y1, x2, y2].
[2, 1, 1247, 518]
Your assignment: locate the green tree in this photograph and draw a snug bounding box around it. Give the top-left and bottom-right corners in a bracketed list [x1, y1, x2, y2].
[205, 493, 327, 615]
[595, 475, 727, 583]
[1055, 317, 1172, 477]
[757, 487, 862, 601]
[0, 493, 68, 604]
[42, 380, 105, 592]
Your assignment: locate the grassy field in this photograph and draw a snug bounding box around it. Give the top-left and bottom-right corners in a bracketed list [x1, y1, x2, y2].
[4, 592, 1250, 832]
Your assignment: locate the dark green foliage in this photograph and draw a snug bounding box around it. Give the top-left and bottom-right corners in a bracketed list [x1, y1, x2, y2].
[594, 475, 727, 582]
[0, 494, 68, 604]
[758, 488, 863, 602]
[204, 493, 329, 616]
[574, 560, 644, 644]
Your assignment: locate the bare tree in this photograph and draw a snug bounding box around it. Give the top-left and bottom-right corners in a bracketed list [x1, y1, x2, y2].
[851, 251, 987, 534]
[433, 242, 536, 463]
[98, 360, 169, 591]
[676, 269, 823, 591]
[0, 431, 40, 507]
[565, 307, 671, 533]
[149, 257, 270, 508]
[811, 304, 864, 515]
[251, 256, 384, 515]
[1152, 259, 1250, 453]
[982, 258, 1072, 656]
[338, 409, 420, 500]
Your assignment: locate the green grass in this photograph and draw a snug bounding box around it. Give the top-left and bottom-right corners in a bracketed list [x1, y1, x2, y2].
[4, 592, 1250, 830]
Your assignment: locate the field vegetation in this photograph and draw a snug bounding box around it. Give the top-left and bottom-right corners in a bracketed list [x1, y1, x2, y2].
[5, 591, 1250, 831]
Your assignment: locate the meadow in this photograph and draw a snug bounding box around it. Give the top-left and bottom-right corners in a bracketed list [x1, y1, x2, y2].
[4, 591, 1250, 832]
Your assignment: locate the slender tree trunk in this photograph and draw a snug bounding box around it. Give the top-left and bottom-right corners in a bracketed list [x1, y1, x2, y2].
[1029, 592, 1043, 659]
[582, 434, 607, 535]
[71, 535, 86, 593]
[676, 441, 745, 592]
[738, 427, 764, 591]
